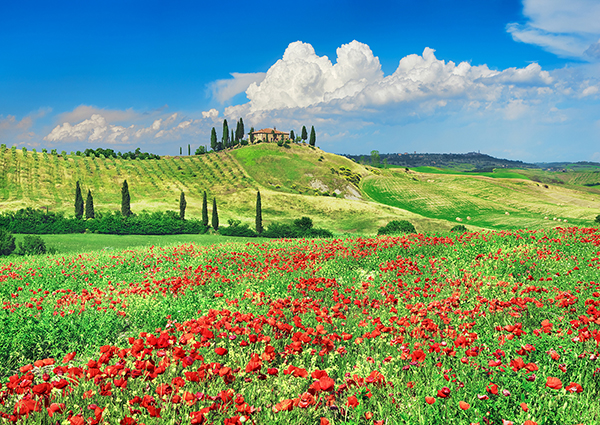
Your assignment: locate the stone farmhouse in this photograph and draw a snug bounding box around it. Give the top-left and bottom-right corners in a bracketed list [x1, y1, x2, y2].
[250, 128, 290, 143]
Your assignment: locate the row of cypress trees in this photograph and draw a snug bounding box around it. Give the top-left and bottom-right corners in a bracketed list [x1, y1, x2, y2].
[75, 179, 265, 234]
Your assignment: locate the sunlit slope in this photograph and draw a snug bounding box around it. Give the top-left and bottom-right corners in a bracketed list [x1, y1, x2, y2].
[361, 168, 600, 229]
[1, 145, 457, 234]
[230, 143, 366, 199]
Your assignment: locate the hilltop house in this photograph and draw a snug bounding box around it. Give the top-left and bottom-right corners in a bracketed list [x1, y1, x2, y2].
[250, 128, 289, 143]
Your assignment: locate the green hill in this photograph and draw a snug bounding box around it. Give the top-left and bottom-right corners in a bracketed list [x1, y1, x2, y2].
[1, 144, 599, 234]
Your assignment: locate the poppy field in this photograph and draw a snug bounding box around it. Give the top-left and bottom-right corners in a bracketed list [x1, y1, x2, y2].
[1, 228, 600, 424]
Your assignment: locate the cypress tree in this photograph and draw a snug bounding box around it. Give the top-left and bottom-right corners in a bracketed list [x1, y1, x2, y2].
[188, 144, 191, 156]
[179, 191, 186, 220]
[121, 180, 132, 217]
[202, 191, 208, 226]
[290, 130, 295, 141]
[85, 190, 95, 219]
[180, 147, 182, 155]
[249, 127, 255, 144]
[309, 126, 316, 146]
[238, 118, 245, 141]
[255, 190, 263, 234]
[222, 120, 229, 149]
[231, 129, 234, 147]
[211, 198, 219, 231]
[74, 181, 84, 219]
[210, 127, 217, 151]
[301, 126, 308, 142]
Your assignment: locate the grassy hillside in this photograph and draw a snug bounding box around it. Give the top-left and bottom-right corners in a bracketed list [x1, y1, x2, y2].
[361, 167, 600, 229]
[2, 144, 600, 234]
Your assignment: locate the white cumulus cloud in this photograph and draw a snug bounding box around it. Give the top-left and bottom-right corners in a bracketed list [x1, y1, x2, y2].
[210, 73, 267, 103]
[507, 0, 600, 59]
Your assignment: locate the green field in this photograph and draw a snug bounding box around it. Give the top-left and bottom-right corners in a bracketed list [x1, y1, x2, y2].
[2, 143, 600, 234]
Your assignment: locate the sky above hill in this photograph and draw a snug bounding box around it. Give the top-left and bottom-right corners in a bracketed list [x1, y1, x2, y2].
[1, 0, 599, 162]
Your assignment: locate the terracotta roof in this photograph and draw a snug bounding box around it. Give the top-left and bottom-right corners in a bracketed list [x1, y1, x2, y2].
[252, 128, 289, 135]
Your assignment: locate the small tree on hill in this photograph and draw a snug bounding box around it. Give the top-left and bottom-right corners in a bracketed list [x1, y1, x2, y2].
[179, 191, 187, 220]
[202, 191, 209, 226]
[222, 120, 229, 149]
[212, 198, 219, 231]
[249, 127, 255, 144]
[85, 190, 95, 219]
[301, 126, 308, 142]
[121, 180, 132, 217]
[74, 181, 84, 219]
[256, 191, 263, 234]
[188, 144, 191, 156]
[290, 130, 295, 141]
[210, 127, 218, 151]
[309, 126, 316, 147]
[371, 150, 381, 168]
[236, 118, 245, 142]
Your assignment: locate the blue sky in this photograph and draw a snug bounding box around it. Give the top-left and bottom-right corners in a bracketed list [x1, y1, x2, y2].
[1, 0, 599, 162]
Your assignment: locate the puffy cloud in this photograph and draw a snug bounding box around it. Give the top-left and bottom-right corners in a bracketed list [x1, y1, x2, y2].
[56, 105, 140, 125]
[210, 73, 266, 103]
[227, 42, 557, 125]
[201, 108, 219, 119]
[507, 0, 600, 59]
[0, 109, 50, 143]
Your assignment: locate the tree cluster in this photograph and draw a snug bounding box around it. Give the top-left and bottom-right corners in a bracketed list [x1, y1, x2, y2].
[76, 147, 160, 160]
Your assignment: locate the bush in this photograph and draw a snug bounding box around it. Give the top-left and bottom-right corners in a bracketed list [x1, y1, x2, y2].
[261, 223, 301, 239]
[596, 214, 600, 224]
[293, 217, 313, 231]
[377, 220, 416, 235]
[0, 228, 16, 256]
[18, 235, 47, 255]
[219, 220, 257, 237]
[450, 224, 467, 232]
[261, 217, 332, 239]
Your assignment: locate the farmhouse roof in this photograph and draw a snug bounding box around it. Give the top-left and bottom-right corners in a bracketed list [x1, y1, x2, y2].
[251, 128, 289, 135]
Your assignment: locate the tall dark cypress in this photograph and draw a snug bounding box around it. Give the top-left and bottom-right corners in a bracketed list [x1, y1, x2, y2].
[188, 144, 191, 156]
[255, 190, 263, 234]
[210, 127, 217, 151]
[309, 126, 316, 146]
[211, 198, 219, 231]
[74, 181, 84, 219]
[179, 191, 186, 220]
[201, 191, 208, 226]
[121, 180, 132, 217]
[85, 190, 95, 219]
[222, 120, 229, 149]
[301, 126, 308, 141]
[290, 130, 295, 141]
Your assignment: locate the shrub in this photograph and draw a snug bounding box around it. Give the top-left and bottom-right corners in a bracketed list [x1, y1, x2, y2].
[293, 217, 313, 231]
[0, 228, 16, 256]
[450, 224, 467, 232]
[219, 220, 257, 237]
[18, 235, 47, 255]
[261, 223, 301, 239]
[596, 214, 600, 224]
[377, 220, 416, 235]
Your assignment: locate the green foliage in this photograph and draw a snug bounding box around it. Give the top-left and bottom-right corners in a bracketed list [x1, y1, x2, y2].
[371, 150, 381, 168]
[596, 214, 600, 224]
[210, 127, 218, 151]
[195, 145, 207, 155]
[222, 120, 229, 149]
[179, 192, 186, 220]
[290, 130, 295, 141]
[212, 198, 219, 230]
[249, 127, 255, 144]
[219, 219, 257, 237]
[256, 191, 263, 234]
[261, 216, 332, 239]
[82, 147, 159, 160]
[74, 181, 84, 219]
[17, 235, 47, 255]
[339, 166, 361, 185]
[85, 190, 95, 220]
[377, 220, 416, 235]
[301, 126, 308, 141]
[450, 224, 467, 232]
[121, 180, 132, 217]
[0, 228, 16, 255]
[202, 191, 209, 227]
[309, 125, 316, 147]
[293, 216, 313, 231]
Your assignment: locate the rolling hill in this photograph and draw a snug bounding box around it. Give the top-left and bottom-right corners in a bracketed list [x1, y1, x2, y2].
[1, 143, 599, 234]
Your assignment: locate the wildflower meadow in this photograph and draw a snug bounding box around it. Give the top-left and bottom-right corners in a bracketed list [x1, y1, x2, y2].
[1, 228, 599, 424]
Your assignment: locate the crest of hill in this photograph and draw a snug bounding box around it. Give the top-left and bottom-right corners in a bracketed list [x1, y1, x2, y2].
[342, 152, 535, 170]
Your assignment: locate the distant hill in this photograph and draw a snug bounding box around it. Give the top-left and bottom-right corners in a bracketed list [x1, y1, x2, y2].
[341, 152, 536, 171]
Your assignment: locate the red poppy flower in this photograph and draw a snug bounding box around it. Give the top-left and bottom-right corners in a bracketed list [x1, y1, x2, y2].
[459, 401, 470, 410]
[546, 376, 562, 390]
[520, 402, 528, 412]
[215, 347, 228, 356]
[565, 382, 583, 393]
[425, 396, 436, 404]
[486, 383, 498, 395]
[347, 395, 359, 408]
[319, 376, 335, 392]
[411, 349, 426, 363]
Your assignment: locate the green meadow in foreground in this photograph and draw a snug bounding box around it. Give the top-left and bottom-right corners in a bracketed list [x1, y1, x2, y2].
[1, 227, 599, 424]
